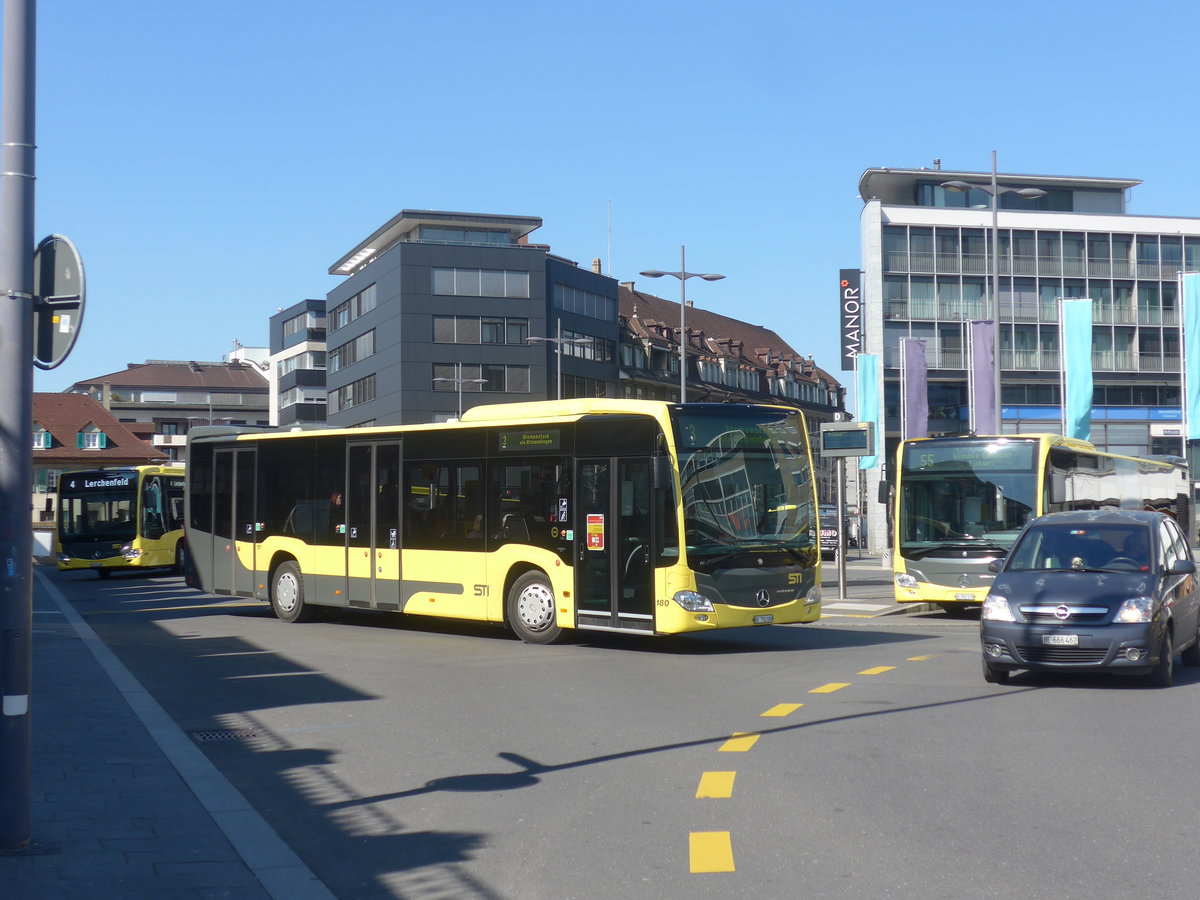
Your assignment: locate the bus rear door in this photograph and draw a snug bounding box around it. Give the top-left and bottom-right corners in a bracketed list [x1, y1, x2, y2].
[212, 448, 258, 597]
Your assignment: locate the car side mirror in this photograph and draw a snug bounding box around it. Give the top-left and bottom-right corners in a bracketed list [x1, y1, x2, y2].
[987, 558, 1004, 573]
[1168, 558, 1196, 576]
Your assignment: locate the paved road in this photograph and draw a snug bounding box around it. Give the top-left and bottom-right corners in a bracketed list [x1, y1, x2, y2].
[13, 564, 1199, 898]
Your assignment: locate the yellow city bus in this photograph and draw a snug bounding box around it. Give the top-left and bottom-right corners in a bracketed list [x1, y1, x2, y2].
[183, 399, 823, 642]
[893, 434, 1189, 612]
[57, 465, 187, 578]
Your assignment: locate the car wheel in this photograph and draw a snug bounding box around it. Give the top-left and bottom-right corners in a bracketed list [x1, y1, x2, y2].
[982, 659, 1010, 684]
[270, 560, 318, 623]
[507, 571, 563, 644]
[1180, 625, 1200, 668]
[1147, 629, 1174, 687]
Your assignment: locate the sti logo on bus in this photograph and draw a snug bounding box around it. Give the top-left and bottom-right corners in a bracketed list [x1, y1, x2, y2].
[839, 268, 861, 371]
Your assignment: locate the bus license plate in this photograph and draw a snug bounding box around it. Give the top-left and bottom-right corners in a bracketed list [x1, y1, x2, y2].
[954, 592, 976, 601]
[753, 614, 774, 625]
[1042, 633, 1078, 646]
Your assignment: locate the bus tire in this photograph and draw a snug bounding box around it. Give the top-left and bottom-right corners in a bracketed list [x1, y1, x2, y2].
[97, 568, 112, 580]
[173, 543, 186, 576]
[271, 560, 317, 623]
[507, 571, 563, 644]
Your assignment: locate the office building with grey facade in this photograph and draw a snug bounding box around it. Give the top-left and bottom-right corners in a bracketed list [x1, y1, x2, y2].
[857, 163, 1200, 552]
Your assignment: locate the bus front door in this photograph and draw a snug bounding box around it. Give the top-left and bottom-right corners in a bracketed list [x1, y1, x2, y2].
[345, 441, 402, 610]
[576, 457, 655, 632]
[213, 448, 257, 597]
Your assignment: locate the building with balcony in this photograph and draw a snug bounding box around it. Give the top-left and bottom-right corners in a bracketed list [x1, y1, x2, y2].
[65, 355, 271, 463]
[858, 163, 1200, 551]
[268, 299, 327, 426]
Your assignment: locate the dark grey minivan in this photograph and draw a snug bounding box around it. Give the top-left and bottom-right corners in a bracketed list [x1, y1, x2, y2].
[981, 510, 1200, 686]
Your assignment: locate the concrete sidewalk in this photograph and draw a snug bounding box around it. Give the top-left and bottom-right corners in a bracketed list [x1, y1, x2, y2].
[0, 568, 332, 899]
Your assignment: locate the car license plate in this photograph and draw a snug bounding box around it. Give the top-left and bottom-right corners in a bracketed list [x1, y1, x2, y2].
[954, 592, 976, 601]
[1042, 633, 1079, 646]
[753, 614, 774, 625]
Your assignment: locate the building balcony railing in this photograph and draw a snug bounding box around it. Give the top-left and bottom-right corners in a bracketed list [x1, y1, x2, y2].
[884, 298, 1180, 328]
[885, 250, 1192, 282]
[885, 346, 1180, 374]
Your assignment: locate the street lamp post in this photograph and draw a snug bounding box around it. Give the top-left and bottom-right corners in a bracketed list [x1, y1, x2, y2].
[942, 151, 1046, 434]
[640, 246, 725, 403]
[433, 363, 488, 419]
[527, 318, 592, 400]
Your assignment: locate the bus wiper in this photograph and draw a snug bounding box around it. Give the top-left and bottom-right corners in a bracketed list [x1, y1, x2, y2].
[905, 541, 1007, 559]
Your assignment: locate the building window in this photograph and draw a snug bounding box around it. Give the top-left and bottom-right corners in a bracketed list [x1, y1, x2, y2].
[434, 316, 529, 344]
[328, 375, 375, 414]
[553, 284, 616, 321]
[433, 363, 530, 393]
[560, 329, 614, 362]
[418, 225, 511, 245]
[327, 331, 375, 374]
[432, 268, 530, 298]
[329, 284, 377, 333]
[277, 351, 327, 377]
[33, 428, 52, 449]
[563, 375, 608, 399]
[279, 387, 327, 410]
[77, 429, 107, 450]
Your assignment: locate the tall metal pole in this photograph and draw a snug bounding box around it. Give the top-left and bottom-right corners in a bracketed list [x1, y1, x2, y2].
[991, 149, 1001, 435]
[556, 317, 562, 401]
[0, 0, 35, 850]
[679, 245, 687, 403]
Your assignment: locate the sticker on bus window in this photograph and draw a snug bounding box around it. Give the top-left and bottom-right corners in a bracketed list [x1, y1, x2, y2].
[587, 514, 604, 550]
[558, 497, 569, 523]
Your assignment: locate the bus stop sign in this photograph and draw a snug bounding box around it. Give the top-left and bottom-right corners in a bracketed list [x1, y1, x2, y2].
[32, 233, 86, 370]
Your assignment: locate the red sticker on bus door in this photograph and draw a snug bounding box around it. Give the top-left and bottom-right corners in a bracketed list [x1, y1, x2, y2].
[586, 514, 604, 550]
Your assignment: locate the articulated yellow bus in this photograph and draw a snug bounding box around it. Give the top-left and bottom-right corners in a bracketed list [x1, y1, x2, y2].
[57, 465, 187, 578]
[183, 399, 823, 642]
[893, 434, 1189, 612]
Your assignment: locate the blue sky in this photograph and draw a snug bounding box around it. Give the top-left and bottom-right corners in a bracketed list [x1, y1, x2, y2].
[28, 0, 1200, 410]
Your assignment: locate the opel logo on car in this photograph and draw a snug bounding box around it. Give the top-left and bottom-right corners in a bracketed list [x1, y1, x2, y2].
[1054, 605, 1071, 620]
[756, 590, 770, 607]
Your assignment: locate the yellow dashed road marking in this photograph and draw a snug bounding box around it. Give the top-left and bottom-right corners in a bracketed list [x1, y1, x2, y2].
[760, 703, 803, 717]
[696, 771, 736, 798]
[719, 733, 760, 752]
[690, 831, 735, 873]
[859, 666, 895, 675]
[810, 682, 850, 693]
[907, 655, 934, 661]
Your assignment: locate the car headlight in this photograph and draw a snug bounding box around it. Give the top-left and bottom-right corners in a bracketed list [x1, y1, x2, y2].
[1114, 596, 1154, 623]
[673, 590, 714, 612]
[981, 594, 1015, 622]
[895, 572, 918, 589]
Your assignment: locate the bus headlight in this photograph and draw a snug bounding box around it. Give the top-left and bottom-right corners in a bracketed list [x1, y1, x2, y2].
[1114, 597, 1154, 623]
[981, 594, 1015, 622]
[673, 591, 714, 612]
[57, 553, 72, 564]
[895, 572, 918, 589]
[805, 585, 822, 606]
[121, 543, 142, 560]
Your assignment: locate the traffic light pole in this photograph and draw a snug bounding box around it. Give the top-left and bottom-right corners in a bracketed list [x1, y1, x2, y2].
[0, 0, 36, 849]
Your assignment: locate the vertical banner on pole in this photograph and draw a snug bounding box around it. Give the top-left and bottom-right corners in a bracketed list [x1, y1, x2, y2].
[856, 353, 881, 469]
[901, 338, 928, 439]
[968, 320, 996, 434]
[1184, 274, 1200, 441]
[1062, 298, 1094, 441]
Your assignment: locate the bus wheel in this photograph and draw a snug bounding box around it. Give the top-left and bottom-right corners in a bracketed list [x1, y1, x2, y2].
[173, 544, 186, 576]
[271, 561, 317, 623]
[507, 571, 562, 644]
[97, 568, 112, 580]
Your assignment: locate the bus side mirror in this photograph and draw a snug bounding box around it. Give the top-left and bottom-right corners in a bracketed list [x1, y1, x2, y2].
[877, 481, 890, 505]
[653, 456, 673, 490]
[1049, 472, 1066, 504]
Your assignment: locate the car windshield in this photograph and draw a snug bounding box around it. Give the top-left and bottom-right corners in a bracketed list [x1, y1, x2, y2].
[1005, 523, 1152, 573]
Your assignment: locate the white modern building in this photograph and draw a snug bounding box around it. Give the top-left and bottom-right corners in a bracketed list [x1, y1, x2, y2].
[857, 163, 1200, 554]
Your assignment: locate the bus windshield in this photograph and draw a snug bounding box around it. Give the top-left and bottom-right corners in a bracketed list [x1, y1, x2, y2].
[671, 407, 815, 560]
[898, 438, 1037, 553]
[59, 480, 138, 543]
